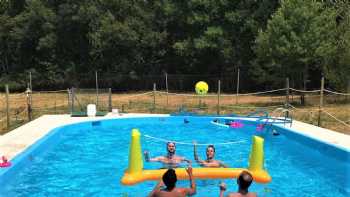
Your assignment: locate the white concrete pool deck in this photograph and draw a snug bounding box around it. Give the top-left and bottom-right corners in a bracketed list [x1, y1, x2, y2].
[0, 114, 349, 161]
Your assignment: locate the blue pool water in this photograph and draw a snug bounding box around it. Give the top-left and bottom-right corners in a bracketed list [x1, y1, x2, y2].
[0, 116, 349, 196]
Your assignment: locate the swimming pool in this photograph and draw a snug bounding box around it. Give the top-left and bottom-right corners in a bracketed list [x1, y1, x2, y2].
[0, 116, 349, 196]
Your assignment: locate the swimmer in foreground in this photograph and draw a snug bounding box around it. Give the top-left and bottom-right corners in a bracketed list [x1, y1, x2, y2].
[144, 142, 191, 168]
[193, 142, 228, 168]
[219, 170, 257, 197]
[148, 167, 196, 197]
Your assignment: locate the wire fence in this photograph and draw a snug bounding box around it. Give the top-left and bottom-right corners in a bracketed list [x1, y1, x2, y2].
[0, 77, 349, 135]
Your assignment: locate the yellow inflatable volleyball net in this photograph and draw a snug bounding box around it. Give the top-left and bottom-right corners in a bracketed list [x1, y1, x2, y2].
[121, 129, 271, 185]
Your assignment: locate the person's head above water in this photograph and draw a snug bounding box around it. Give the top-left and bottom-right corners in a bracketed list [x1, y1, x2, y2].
[237, 170, 253, 191]
[162, 168, 177, 190]
[167, 142, 176, 155]
[206, 145, 215, 160]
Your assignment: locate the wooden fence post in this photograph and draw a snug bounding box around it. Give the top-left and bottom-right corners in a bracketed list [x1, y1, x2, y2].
[318, 77, 324, 127]
[153, 83, 156, 112]
[347, 79, 350, 102]
[285, 78, 290, 117]
[29, 71, 32, 91]
[26, 88, 32, 121]
[54, 92, 57, 114]
[165, 73, 169, 108]
[71, 87, 75, 115]
[5, 84, 10, 130]
[217, 80, 221, 115]
[95, 71, 99, 110]
[236, 68, 240, 104]
[67, 88, 71, 113]
[122, 104, 125, 113]
[108, 88, 112, 112]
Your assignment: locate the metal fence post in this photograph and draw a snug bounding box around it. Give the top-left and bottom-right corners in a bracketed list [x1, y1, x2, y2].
[5, 84, 10, 130]
[217, 80, 221, 115]
[318, 77, 324, 127]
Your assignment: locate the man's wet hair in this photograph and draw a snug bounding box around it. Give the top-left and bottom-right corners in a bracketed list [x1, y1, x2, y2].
[162, 168, 177, 190]
[206, 145, 215, 152]
[167, 142, 176, 147]
[237, 171, 253, 190]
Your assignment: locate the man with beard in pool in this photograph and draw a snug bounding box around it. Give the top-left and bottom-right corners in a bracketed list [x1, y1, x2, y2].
[144, 142, 191, 168]
[193, 143, 228, 168]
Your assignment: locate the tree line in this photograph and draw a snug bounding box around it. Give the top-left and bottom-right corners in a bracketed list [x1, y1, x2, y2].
[0, 0, 349, 91]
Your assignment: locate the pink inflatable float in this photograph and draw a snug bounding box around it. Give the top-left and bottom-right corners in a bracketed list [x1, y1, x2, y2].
[230, 121, 244, 128]
[256, 124, 265, 131]
[0, 156, 11, 168]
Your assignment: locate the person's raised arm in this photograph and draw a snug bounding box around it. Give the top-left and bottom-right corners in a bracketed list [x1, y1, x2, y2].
[219, 161, 228, 168]
[148, 180, 164, 197]
[193, 142, 203, 165]
[144, 151, 151, 162]
[182, 157, 192, 165]
[193, 142, 199, 161]
[185, 166, 196, 196]
[144, 151, 162, 162]
[219, 182, 226, 197]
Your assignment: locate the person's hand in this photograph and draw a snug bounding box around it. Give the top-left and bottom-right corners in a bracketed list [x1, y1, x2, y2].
[186, 160, 192, 167]
[219, 182, 226, 191]
[157, 180, 164, 187]
[183, 158, 192, 166]
[144, 151, 150, 161]
[186, 166, 193, 176]
[193, 141, 199, 161]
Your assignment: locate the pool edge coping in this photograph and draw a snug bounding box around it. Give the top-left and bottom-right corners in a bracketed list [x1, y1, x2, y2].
[1, 114, 349, 164]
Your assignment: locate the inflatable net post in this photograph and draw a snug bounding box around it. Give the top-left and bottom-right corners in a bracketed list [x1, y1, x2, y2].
[127, 129, 143, 173]
[248, 136, 264, 171]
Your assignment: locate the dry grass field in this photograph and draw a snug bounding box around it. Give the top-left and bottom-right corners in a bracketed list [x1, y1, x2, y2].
[1, 92, 349, 134]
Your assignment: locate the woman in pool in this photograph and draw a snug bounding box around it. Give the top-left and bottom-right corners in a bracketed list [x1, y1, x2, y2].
[193, 143, 228, 168]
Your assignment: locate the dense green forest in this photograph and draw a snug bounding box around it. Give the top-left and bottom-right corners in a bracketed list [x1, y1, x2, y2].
[0, 0, 349, 91]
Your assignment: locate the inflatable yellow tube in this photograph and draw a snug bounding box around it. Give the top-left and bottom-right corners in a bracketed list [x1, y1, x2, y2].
[121, 129, 271, 185]
[128, 129, 143, 174]
[122, 167, 271, 185]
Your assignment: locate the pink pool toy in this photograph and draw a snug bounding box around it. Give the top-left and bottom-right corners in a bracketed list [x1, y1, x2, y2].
[0, 156, 11, 168]
[256, 124, 265, 131]
[230, 121, 244, 128]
